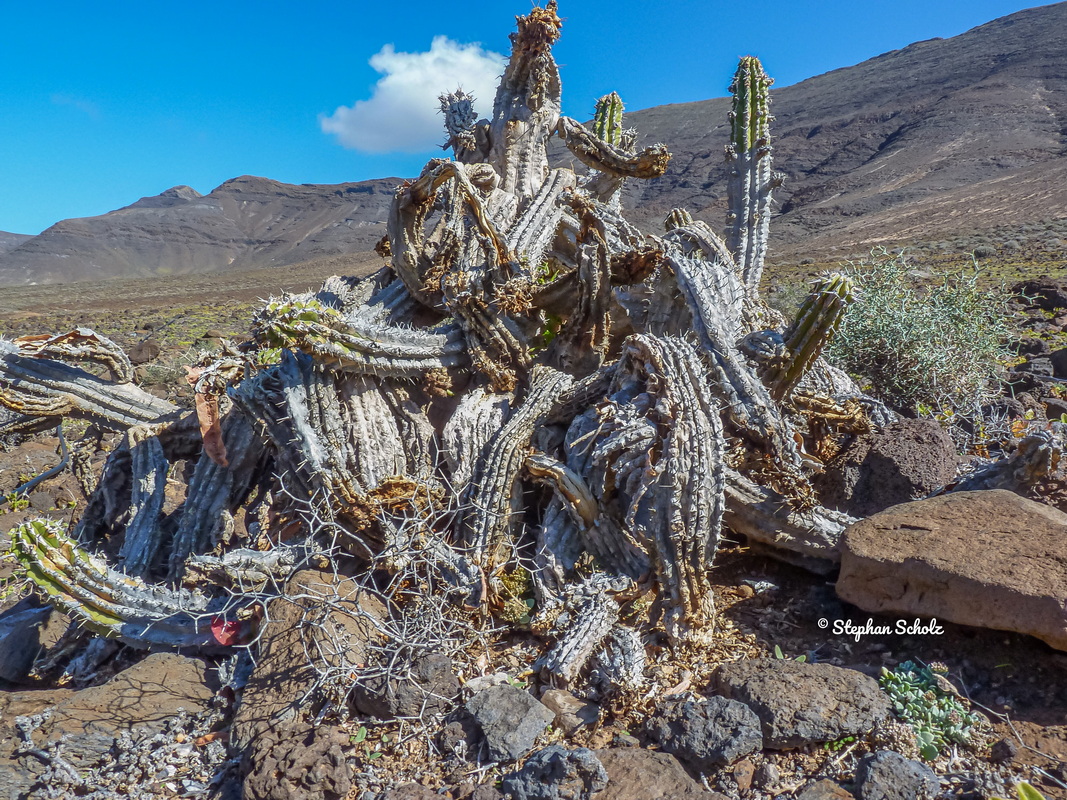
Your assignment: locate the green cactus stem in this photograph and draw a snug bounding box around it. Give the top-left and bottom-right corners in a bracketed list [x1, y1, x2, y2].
[767, 272, 857, 400]
[664, 208, 694, 232]
[593, 92, 625, 146]
[252, 293, 468, 377]
[725, 56, 780, 291]
[8, 518, 245, 650]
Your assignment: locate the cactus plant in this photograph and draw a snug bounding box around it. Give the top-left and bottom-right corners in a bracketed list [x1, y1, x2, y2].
[7, 519, 244, 650]
[1, 4, 894, 705]
[726, 56, 780, 291]
[593, 91, 625, 146]
[767, 272, 857, 400]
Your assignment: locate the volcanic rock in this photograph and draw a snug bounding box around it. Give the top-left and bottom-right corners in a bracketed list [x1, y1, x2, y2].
[712, 659, 890, 749]
[837, 490, 1067, 651]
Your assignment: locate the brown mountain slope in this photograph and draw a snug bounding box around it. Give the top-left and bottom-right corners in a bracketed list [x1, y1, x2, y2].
[1, 2, 1064, 286]
[0, 177, 396, 285]
[611, 1, 1067, 258]
[0, 232, 31, 256]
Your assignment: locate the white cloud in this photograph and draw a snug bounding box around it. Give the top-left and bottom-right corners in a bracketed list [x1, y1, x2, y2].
[51, 93, 101, 120]
[321, 36, 506, 154]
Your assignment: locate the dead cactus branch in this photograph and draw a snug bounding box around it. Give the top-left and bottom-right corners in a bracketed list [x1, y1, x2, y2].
[0, 336, 177, 433]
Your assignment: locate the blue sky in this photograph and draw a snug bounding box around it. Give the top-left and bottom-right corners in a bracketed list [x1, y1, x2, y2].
[0, 0, 1052, 235]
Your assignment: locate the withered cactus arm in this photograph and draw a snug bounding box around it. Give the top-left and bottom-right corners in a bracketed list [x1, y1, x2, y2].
[253, 292, 469, 378]
[458, 366, 573, 568]
[487, 2, 564, 202]
[557, 116, 671, 179]
[504, 168, 577, 272]
[168, 411, 268, 581]
[440, 89, 488, 163]
[457, 378, 569, 573]
[666, 253, 806, 485]
[534, 572, 636, 686]
[388, 159, 512, 309]
[116, 426, 170, 578]
[723, 468, 854, 569]
[0, 338, 177, 432]
[12, 328, 134, 383]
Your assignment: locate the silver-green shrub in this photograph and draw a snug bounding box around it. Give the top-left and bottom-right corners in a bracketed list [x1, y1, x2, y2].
[825, 248, 1013, 417]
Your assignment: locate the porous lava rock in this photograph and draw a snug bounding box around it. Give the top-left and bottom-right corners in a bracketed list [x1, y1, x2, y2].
[837, 490, 1067, 651]
[854, 750, 939, 800]
[591, 747, 726, 799]
[712, 659, 890, 749]
[465, 684, 554, 762]
[814, 418, 957, 518]
[500, 745, 608, 800]
[642, 695, 763, 769]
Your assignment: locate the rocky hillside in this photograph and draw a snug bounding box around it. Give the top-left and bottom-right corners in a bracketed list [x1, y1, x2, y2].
[609, 1, 1067, 261]
[0, 232, 31, 257]
[0, 177, 397, 285]
[1, 1, 1064, 285]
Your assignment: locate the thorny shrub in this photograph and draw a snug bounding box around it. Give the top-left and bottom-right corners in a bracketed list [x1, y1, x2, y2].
[826, 248, 1014, 420]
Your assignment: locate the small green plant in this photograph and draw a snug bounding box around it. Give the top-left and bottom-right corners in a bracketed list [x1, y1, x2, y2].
[993, 781, 1049, 800]
[773, 644, 807, 662]
[350, 725, 390, 761]
[4, 491, 30, 511]
[506, 673, 530, 690]
[497, 566, 536, 625]
[879, 660, 982, 760]
[826, 248, 1013, 417]
[822, 734, 857, 752]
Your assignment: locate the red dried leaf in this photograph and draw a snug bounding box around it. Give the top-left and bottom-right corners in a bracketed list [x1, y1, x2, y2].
[210, 616, 244, 646]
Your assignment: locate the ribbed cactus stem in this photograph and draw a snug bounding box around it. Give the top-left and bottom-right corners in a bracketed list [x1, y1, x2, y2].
[767, 272, 856, 400]
[664, 208, 694, 232]
[439, 89, 479, 156]
[725, 56, 777, 291]
[252, 294, 467, 377]
[440, 90, 477, 138]
[593, 92, 625, 146]
[8, 518, 239, 650]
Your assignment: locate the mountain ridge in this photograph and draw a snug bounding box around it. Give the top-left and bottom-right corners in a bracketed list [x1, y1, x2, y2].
[2, 1, 1065, 286]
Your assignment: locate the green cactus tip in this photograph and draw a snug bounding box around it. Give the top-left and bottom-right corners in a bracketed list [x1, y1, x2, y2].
[768, 272, 856, 400]
[593, 91, 625, 146]
[729, 55, 774, 152]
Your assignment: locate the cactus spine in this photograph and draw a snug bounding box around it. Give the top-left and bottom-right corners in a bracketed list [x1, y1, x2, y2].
[767, 273, 857, 400]
[726, 56, 777, 292]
